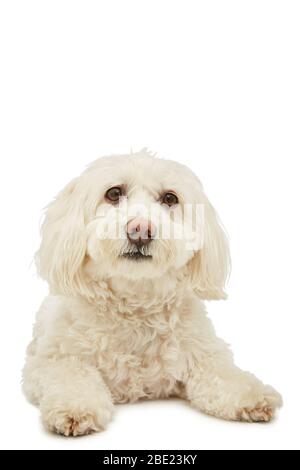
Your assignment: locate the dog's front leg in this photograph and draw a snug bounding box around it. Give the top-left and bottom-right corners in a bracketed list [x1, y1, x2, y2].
[183, 314, 282, 422]
[186, 363, 282, 422]
[23, 356, 114, 436]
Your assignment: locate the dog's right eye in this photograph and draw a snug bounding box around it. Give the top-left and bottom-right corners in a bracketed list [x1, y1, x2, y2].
[105, 186, 124, 203]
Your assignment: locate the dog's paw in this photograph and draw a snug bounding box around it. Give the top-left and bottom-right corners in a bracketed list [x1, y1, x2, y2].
[46, 411, 103, 436]
[41, 397, 114, 436]
[236, 385, 282, 423]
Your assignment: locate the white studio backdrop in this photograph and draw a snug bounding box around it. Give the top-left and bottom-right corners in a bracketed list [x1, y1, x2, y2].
[0, 1, 299, 450]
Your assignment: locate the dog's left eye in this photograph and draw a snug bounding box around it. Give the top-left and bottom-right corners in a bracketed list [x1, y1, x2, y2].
[105, 186, 124, 203]
[161, 192, 179, 207]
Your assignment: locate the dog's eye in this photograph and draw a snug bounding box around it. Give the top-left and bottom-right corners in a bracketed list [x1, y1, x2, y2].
[105, 186, 124, 203]
[161, 192, 179, 207]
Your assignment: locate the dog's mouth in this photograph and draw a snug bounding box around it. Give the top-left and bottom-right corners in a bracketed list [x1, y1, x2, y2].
[121, 247, 153, 261]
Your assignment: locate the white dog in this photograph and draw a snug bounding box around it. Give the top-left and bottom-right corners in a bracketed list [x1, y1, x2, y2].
[23, 150, 282, 436]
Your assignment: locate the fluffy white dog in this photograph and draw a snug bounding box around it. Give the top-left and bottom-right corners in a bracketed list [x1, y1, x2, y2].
[23, 150, 282, 436]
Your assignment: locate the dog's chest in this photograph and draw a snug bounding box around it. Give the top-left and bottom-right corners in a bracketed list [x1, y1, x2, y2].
[95, 308, 187, 403]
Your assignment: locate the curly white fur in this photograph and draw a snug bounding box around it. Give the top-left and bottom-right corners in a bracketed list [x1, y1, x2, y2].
[23, 150, 282, 436]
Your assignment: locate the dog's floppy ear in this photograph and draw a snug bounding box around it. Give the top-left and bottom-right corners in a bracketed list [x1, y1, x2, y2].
[189, 198, 231, 300]
[36, 178, 89, 298]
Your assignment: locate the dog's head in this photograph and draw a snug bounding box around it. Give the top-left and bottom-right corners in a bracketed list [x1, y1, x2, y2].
[37, 150, 230, 301]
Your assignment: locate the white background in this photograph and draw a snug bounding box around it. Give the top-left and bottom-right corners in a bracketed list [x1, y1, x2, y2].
[0, 0, 299, 450]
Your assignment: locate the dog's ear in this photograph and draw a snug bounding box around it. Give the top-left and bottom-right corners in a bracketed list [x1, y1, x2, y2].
[36, 178, 90, 298]
[189, 198, 231, 300]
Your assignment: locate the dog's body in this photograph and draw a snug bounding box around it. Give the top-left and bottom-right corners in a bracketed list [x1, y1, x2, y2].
[23, 151, 282, 436]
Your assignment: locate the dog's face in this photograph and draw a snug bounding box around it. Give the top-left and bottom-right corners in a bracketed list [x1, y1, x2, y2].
[85, 154, 205, 281]
[38, 151, 230, 300]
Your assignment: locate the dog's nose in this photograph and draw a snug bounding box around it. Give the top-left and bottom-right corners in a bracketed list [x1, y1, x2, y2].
[126, 218, 156, 245]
